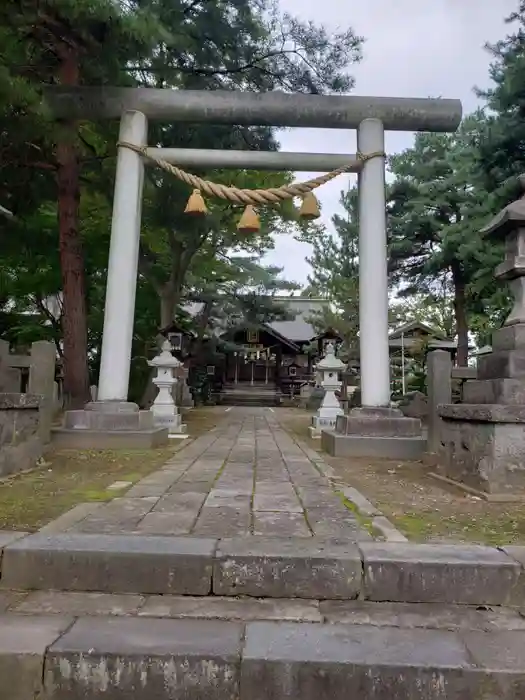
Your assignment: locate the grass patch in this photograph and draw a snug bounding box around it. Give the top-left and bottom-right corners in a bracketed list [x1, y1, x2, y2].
[391, 509, 525, 546]
[0, 407, 220, 532]
[276, 407, 525, 546]
[338, 493, 375, 536]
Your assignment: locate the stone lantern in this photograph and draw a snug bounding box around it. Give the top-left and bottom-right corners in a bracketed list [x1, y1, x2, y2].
[148, 340, 187, 437]
[438, 175, 525, 495]
[309, 342, 346, 438]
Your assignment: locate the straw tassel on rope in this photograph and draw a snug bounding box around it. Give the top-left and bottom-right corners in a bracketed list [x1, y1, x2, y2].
[237, 205, 260, 233]
[184, 189, 208, 215]
[299, 192, 321, 220]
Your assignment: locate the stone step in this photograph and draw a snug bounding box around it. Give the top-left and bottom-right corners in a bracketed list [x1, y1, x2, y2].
[3, 591, 525, 631]
[1, 532, 525, 606]
[2, 611, 525, 699]
[221, 394, 280, 406]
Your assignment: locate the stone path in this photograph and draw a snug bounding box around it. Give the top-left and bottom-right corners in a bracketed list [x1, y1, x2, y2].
[3, 409, 525, 698]
[59, 407, 370, 541]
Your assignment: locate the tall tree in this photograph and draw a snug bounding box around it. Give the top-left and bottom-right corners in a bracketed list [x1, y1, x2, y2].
[386, 113, 496, 365]
[0, 0, 163, 406]
[132, 0, 364, 330]
[477, 2, 525, 201]
[1, 0, 364, 405]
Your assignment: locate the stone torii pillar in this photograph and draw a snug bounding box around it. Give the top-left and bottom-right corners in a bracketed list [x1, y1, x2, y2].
[357, 118, 390, 408]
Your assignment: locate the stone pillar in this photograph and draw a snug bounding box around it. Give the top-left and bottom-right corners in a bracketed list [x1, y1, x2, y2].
[50, 113, 168, 449]
[426, 350, 452, 454]
[438, 175, 525, 495]
[320, 122, 425, 459]
[28, 340, 57, 442]
[97, 110, 148, 402]
[0, 340, 19, 392]
[180, 366, 194, 409]
[357, 118, 390, 407]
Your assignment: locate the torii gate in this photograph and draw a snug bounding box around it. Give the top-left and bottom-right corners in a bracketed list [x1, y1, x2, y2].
[48, 88, 462, 448]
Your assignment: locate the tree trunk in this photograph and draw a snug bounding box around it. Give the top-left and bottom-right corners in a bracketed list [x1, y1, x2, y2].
[57, 49, 90, 408]
[159, 285, 182, 330]
[451, 264, 469, 366]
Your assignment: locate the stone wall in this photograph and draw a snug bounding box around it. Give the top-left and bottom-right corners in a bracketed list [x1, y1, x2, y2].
[0, 393, 44, 478]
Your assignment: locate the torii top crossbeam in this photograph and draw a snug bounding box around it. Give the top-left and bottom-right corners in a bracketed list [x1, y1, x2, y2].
[45, 87, 462, 132]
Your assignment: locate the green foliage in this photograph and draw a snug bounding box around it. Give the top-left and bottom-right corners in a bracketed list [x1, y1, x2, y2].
[477, 3, 525, 200]
[0, 0, 364, 401]
[300, 186, 360, 358]
[386, 113, 505, 363]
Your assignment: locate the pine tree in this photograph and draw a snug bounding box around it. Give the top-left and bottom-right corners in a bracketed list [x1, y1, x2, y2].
[301, 186, 360, 357]
[386, 113, 496, 365]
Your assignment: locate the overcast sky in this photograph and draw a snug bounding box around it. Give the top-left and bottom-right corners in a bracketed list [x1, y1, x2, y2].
[263, 0, 518, 286]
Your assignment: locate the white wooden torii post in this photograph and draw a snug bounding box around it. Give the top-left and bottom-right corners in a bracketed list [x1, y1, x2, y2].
[47, 88, 462, 446]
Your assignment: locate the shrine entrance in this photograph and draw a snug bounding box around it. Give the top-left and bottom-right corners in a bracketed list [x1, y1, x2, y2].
[46, 87, 462, 447]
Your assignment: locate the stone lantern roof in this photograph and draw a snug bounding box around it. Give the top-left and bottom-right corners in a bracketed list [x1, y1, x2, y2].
[316, 343, 346, 372]
[148, 340, 181, 369]
[481, 175, 525, 240]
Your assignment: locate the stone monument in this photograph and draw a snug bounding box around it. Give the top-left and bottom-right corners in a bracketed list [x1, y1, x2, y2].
[309, 343, 346, 439]
[149, 340, 187, 438]
[438, 176, 525, 496]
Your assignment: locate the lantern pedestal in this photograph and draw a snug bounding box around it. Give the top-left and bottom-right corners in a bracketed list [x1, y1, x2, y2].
[309, 343, 346, 439]
[149, 341, 187, 437]
[51, 400, 169, 450]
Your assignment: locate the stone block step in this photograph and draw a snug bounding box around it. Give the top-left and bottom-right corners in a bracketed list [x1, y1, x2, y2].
[1, 533, 525, 606]
[221, 396, 280, 407]
[2, 612, 525, 699]
[3, 591, 525, 631]
[51, 426, 169, 449]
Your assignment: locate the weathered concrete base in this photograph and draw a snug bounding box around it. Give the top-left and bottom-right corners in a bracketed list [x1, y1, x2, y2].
[3, 532, 525, 606]
[321, 406, 426, 459]
[0, 393, 45, 477]
[51, 427, 169, 449]
[321, 430, 426, 459]
[429, 471, 525, 503]
[53, 400, 169, 449]
[1, 612, 522, 700]
[339, 406, 423, 437]
[438, 403, 525, 494]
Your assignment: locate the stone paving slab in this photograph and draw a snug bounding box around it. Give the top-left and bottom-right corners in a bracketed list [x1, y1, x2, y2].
[4, 591, 525, 630]
[319, 600, 525, 632]
[1, 532, 216, 595]
[0, 530, 29, 548]
[53, 408, 368, 541]
[14, 590, 145, 616]
[213, 537, 362, 599]
[0, 614, 73, 700]
[138, 595, 323, 622]
[45, 617, 244, 700]
[3, 529, 525, 604]
[0, 605, 524, 698]
[0, 611, 523, 699]
[240, 621, 519, 700]
[361, 541, 521, 605]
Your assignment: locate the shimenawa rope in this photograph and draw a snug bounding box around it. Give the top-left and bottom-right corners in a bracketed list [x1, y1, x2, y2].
[116, 141, 385, 207]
